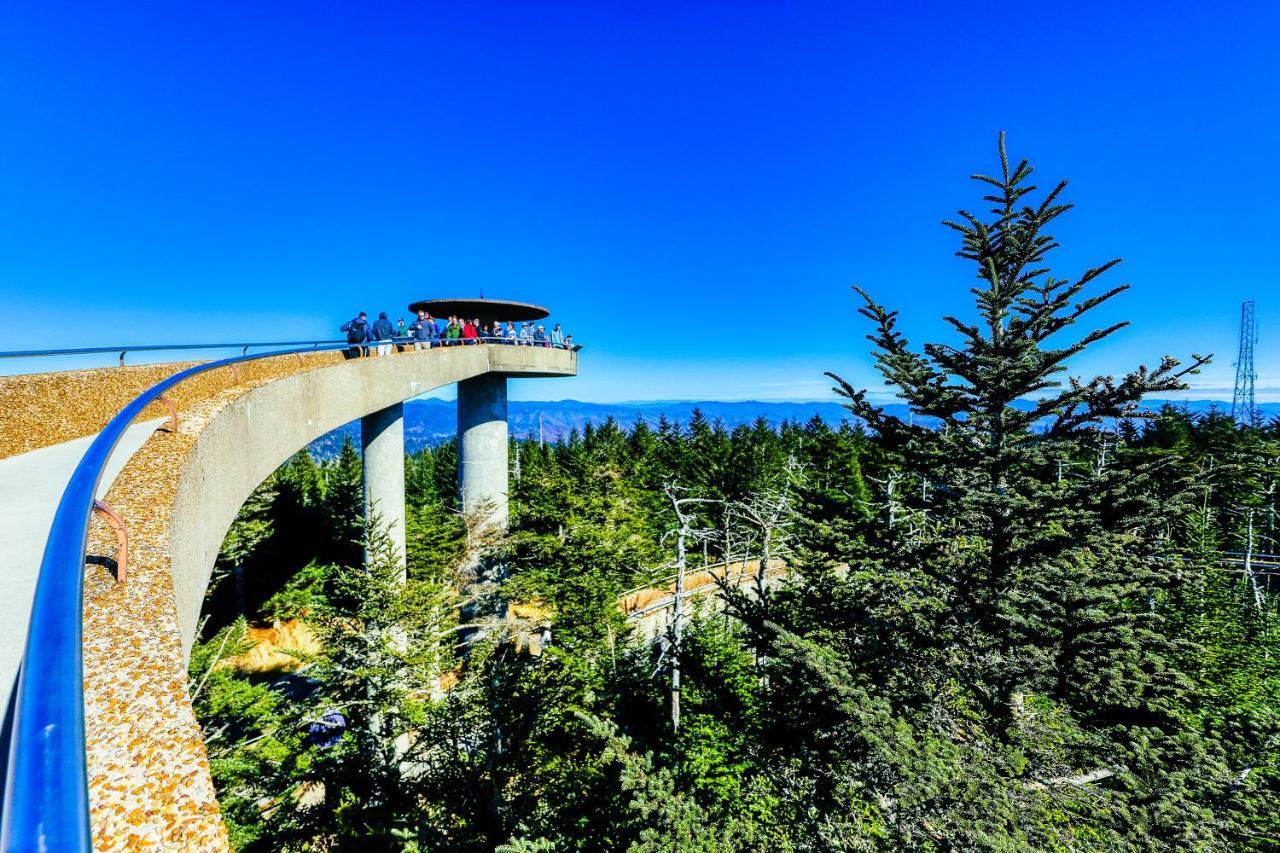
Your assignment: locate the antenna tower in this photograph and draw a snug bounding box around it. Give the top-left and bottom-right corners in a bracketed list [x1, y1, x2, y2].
[1231, 299, 1261, 427]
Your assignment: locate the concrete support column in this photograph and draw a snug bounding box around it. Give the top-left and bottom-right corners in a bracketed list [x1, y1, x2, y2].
[361, 402, 406, 580]
[457, 374, 509, 532]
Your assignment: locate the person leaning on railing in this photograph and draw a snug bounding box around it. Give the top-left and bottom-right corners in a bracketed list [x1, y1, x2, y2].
[550, 323, 565, 348]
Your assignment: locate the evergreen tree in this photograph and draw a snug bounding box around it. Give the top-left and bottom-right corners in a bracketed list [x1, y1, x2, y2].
[208, 476, 278, 625]
[323, 435, 365, 567]
[797, 133, 1246, 844]
[256, 523, 457, 849]
[405, 448, 467, 582]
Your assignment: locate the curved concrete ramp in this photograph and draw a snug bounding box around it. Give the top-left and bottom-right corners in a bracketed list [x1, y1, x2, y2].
[75, 344, 574, 849]
[0, 418, 164, 718]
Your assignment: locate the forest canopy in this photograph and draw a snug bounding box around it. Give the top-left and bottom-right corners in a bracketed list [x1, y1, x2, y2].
[191, 139, 1280, 851]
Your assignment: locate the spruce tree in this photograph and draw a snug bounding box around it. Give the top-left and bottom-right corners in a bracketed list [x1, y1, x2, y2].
[797, 133, 1244, 844]
[258, 522, 458, 848]
[213, 475, 278, 620]
[322, 434, 365, 567]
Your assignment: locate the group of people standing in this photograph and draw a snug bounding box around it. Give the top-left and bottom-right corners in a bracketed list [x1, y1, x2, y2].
[340, 310, 573, 358]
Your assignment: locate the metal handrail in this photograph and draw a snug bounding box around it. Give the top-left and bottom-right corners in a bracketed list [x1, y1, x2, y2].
[0, 336, 582, 364]
[0, 341, 351, 850]
[0, 339, 349, 362]
[1, 337, 581, 847]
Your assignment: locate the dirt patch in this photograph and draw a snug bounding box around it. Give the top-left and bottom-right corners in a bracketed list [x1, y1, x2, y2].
[219, 620, 322, 674]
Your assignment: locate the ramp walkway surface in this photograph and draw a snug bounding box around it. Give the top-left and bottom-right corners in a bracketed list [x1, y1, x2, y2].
[0, 418, 164, 714]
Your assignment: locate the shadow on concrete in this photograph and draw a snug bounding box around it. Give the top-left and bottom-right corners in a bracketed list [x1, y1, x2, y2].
[0, 665, 19, 813]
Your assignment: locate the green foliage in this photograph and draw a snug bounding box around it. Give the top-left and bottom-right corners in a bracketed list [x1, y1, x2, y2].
[323, 436, 365, 568]
[193, 522, 459, 851]
[406, 449, 467, 582]
[807, 134, 1272, 847]
[219, 480, 277, 569]
[194, 138, 1280, 850]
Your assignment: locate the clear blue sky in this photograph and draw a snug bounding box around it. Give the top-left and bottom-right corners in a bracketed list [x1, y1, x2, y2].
[1, 1, 1276, 401]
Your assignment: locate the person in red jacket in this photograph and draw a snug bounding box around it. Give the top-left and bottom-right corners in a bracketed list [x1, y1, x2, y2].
[461, 318, 479, 344]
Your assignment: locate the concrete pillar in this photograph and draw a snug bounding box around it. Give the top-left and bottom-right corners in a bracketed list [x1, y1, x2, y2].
[361, 402, 406, 579]
[457, 374, 509, 532]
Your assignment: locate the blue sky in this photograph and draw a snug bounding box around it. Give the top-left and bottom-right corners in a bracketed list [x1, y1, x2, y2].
[1, 1, 1277, 402]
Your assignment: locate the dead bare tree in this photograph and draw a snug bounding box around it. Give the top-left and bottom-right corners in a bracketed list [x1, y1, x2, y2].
[710, 456, 808, 681]
[729, 455, 804, 600]
[720, 501, 757, 570]
[661, 482, 721, 732]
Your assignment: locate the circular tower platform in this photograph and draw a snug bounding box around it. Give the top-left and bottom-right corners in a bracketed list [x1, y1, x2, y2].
[407, 298, 549, 326]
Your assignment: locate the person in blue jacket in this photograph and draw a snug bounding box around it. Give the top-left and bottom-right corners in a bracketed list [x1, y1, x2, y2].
[340, 312, 370, 359]
[409, 310, 438, 351]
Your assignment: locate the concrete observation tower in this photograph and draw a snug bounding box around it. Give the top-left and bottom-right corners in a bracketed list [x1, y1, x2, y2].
[364, 298, 555, 573]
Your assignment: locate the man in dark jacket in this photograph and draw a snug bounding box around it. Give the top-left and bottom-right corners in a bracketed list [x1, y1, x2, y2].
[370, 311, 395, 357]
[340, 312, 370, 359]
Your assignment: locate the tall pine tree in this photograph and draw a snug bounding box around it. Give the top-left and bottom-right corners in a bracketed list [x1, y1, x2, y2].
[787, 133, 1247, 844]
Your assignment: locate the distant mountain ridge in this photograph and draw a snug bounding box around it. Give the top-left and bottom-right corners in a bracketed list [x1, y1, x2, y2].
[306, 397, 1277, 458]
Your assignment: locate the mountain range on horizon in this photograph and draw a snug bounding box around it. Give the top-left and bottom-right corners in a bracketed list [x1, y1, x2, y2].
[306, 397, 1279, 458]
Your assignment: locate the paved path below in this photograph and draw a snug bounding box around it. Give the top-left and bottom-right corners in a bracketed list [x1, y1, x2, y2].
[0, 418, 165, 715]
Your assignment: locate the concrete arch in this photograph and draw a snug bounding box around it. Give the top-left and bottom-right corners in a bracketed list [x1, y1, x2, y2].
[168, 344, 574, 653]
[80, 343, 575, 849]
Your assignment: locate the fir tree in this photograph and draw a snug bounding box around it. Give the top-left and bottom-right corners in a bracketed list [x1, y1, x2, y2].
[805, 133, 1242, 843]
[258, 522, 458, 848]
[323, 434, 365, 567]
[210, 475, 278, 623]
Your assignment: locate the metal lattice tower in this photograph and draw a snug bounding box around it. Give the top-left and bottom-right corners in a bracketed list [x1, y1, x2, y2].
[1231, 299, 1261, 427]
